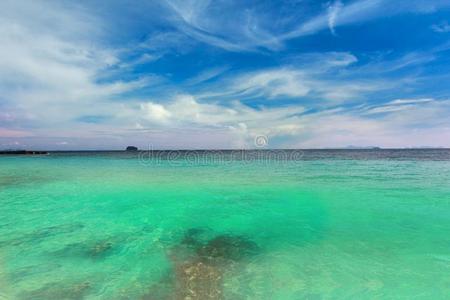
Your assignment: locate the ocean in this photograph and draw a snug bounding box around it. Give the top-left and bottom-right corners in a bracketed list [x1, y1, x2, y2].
[0, 149, 449, 299]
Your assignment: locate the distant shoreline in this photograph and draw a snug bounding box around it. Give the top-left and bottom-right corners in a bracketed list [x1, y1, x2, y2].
[1, 148, 449, 155]
[0, 150, 49, 155]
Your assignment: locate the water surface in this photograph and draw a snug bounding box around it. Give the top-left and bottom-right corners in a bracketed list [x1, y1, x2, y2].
[1, 150, 450, 299]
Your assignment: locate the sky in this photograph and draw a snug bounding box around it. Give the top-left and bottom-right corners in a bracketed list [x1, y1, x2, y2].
[1, 0, 450, 150]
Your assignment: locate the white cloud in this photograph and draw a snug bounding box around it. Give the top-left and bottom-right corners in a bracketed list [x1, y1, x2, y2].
[163, 0, 283, 51]
[328, 0, 343, 36]
[234, 69, 310, 98]
[184, 66, 230, 86]
[141, 103, 172, 123]
[136, 97, 450, 149]
[0, 1, 155, 131]
[136, 94, 305, 146]
[161, 0, 450, 51]
[290, 98, 450, 148]
[196, 52, 393, 102]
[361, 98, 435, 114]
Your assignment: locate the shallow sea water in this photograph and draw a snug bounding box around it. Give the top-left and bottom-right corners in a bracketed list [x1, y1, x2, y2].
[0, 150, 450, 299]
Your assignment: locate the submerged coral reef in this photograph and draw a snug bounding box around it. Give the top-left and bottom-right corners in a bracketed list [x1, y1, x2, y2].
[145, 229, 259, 300]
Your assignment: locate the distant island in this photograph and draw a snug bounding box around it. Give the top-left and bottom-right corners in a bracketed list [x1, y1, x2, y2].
[126, 146, 138, 151]
[343, 146, 381, 149]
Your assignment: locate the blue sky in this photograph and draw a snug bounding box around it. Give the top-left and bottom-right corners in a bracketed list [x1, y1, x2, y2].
[1, 0, 450, 149]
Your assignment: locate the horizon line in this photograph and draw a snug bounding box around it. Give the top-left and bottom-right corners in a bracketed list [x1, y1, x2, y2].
[2, 147, 450, 152]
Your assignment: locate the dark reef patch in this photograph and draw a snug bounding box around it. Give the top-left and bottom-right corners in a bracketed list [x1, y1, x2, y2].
[196, 235, 258, 263]
[9, 263, 62, 282]
[53, 238, 116, 260]
[20, 281, 91, 300]
[180, 228, 207, 248]
[0, 223, 84, 248]
[0, 173, 56, 189]
[90, 240, 113, 257]
[147, 229, 259, 299]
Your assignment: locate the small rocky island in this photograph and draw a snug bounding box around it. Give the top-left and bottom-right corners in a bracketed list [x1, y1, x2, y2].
[125, 146, 138, 151]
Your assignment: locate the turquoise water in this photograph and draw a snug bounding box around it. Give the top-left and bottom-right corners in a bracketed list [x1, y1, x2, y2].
[1, 150, 450, 299]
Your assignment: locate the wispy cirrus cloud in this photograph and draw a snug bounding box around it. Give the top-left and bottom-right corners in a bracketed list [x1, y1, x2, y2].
[163, 0, 283, 51]
[283, 0, 450, 41]
[162, 0, 450, 52]
[194, 52, 397, 102]
[184, 66, 230, 86]
[361, 98, 435, 115]
[328, 0, 344, 36]
[288, 98, 450, 148]
[432, 21, 450, 33]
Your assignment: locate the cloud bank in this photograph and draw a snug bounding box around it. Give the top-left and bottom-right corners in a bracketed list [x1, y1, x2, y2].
[1, 0, 450, 149]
